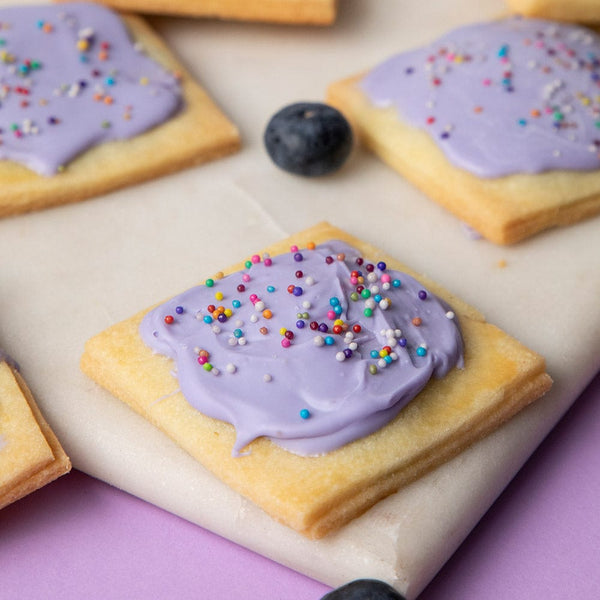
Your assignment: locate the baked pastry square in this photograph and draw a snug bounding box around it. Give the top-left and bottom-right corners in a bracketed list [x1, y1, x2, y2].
[506, 0, 600, 23]
[0, 3, 240, 218]
[0, 360, 71, 509]
[81, 222, 551, 538]
[74, 0, 338, 25]
[327, 18, 600, 244]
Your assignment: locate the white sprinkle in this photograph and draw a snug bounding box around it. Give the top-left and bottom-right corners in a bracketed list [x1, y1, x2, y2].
[305, 276, 315, 286]
[313, 335, 325, 347]
[228, 337, 237, 346]
[348, 342, 358, 351]
[446, 311, 455, 320]
[250, 314, 258, 323]
[235, 319, 244, 327]
[377, 358, 387, 368]
[78, 27, 94, 39]
[238, 337, 247, 346]
[302, 300, 312, 309]
[211, 324, 221, 334]
[226, 363, 237, 374]
[254, 301, 265, 312]
[263, 373, 272, 383]
[365, 298, 376, 310]
[379, 298, 390, 310]
[211, 368, 220, 376]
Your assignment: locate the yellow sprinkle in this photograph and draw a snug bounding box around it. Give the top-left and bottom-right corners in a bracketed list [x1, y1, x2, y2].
[76, 39, 89, 51]
[279, 327, 287, 336]
[214, 291, 224, 301]
[139, 76, 149, 85]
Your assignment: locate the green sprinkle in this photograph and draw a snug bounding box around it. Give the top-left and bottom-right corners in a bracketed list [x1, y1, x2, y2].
[205, 278, 214, 288]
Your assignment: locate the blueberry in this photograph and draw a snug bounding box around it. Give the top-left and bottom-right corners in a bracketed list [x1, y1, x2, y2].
[264, 102, 352, 176]
[320, 579, 406, 600]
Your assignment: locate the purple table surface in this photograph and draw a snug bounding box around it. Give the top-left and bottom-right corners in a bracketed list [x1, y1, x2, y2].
[1, 372, 599, 600]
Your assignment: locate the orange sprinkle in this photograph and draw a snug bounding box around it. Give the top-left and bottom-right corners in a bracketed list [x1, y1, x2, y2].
[412, 317, 422, 327]
[307, 241, 316, 250]
[103, 95, 113, 105]
[262, 309, 273, 319]
[42, 23, 53, 33]
[93, 92, 103, 102]
[473, 105, 483, 113]
[98, 50, 108, 61]
[530, 109, 541, 118]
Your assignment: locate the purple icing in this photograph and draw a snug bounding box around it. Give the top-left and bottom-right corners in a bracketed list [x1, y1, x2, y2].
[360, 17, 600, 178]
[0, 3, 182, 176]
[139, 240, 464, 457]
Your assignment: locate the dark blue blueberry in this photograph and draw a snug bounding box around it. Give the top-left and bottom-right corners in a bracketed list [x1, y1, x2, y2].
[320, 579, 406, 600]
[264, 102, 352, 176]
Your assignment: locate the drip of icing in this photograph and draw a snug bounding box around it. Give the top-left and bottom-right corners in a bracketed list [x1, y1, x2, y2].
[360, 17, 600, 178]
[139, 240, 464, 457]
[0, 3, 182, 176]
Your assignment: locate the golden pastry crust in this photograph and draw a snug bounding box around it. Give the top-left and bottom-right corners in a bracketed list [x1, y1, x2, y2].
[64, 0, 338, 25]
[327, 75, 600, 245]
[81, 222, 552, 538]
[0, 14, 240, 219]
[506, 0, 600, 22]
[0, 362, 71, 509]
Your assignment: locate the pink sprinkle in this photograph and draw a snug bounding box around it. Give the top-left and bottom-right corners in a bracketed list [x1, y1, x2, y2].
[197, 356, 207, 365]
[281, 338, 291, 348]
[482, 78, 492, 86]
[327, 310, 336, 320]
[381, 274, 391, 283]
[251, 254, 261, 264]
[264, 258, 272, 267]
[290, 245, 298, 253]
[242, 273, 251, 282]
[249, 294, 258, 303]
